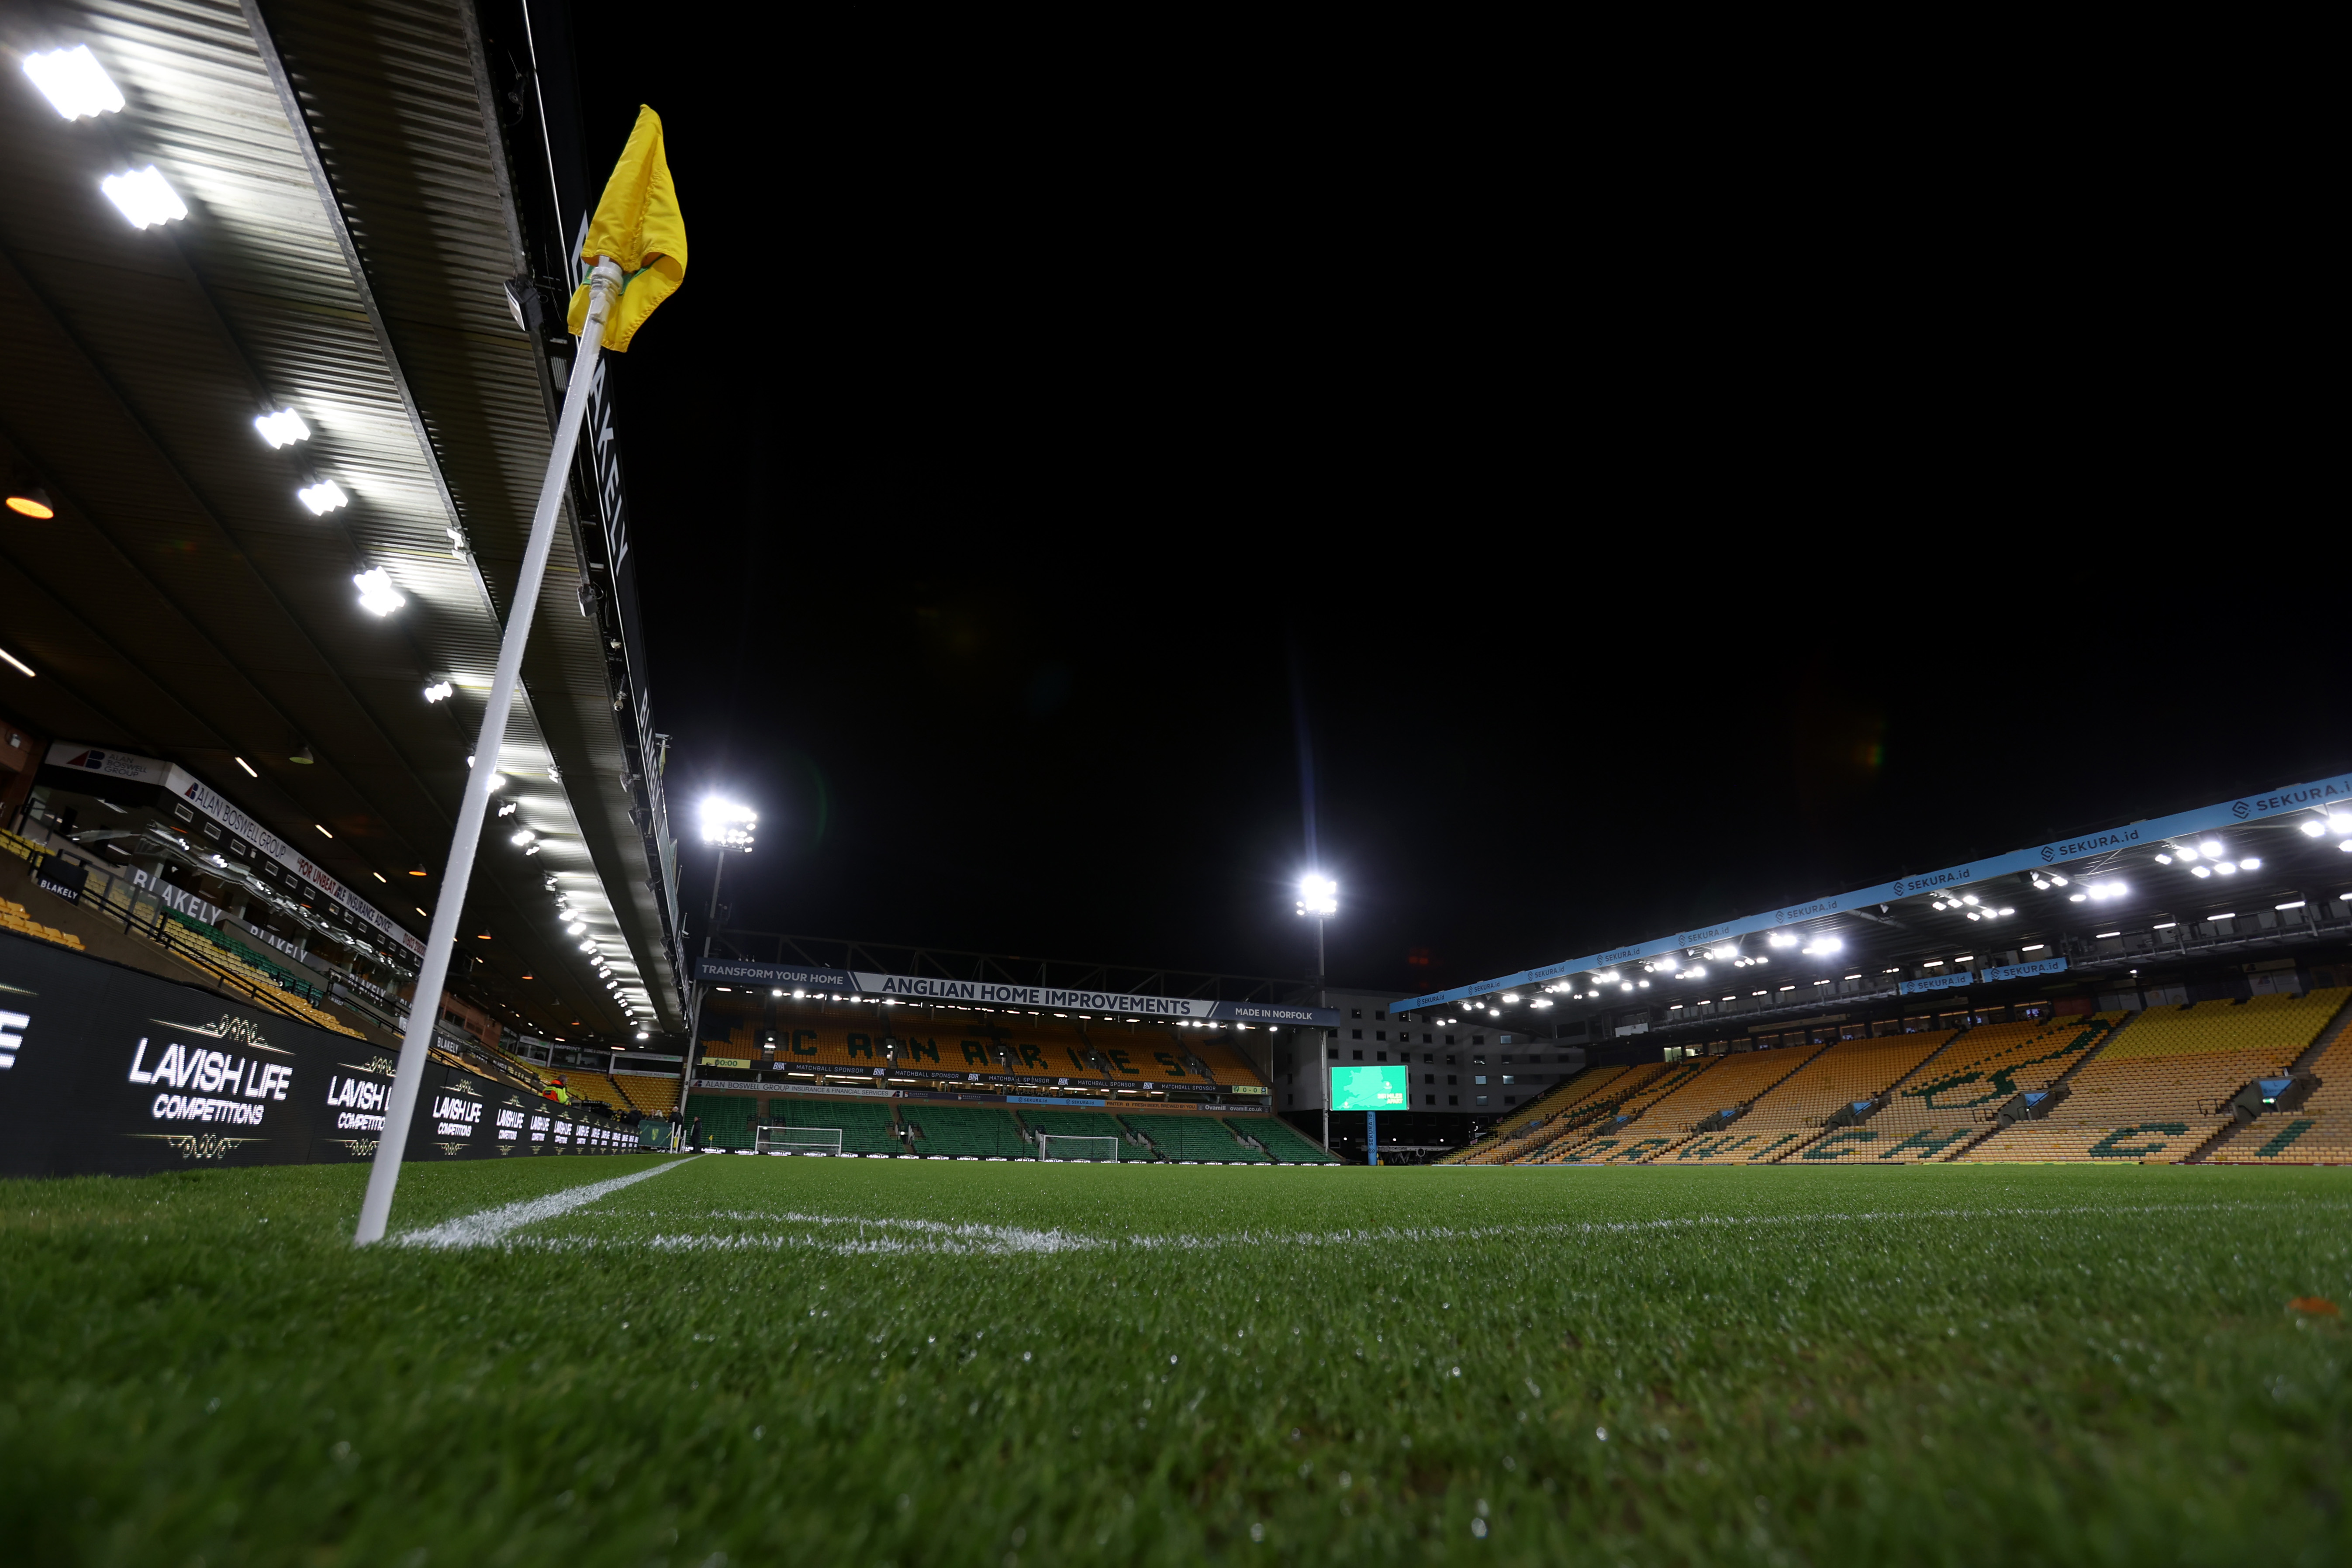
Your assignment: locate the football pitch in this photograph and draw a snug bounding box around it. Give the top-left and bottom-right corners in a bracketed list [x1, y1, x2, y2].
[3, 1158, 2347, 1566]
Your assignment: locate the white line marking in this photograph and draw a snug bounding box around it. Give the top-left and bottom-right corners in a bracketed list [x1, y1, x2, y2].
[393, 1156, 701, 1250]
[474, 1195, 2347, 1259]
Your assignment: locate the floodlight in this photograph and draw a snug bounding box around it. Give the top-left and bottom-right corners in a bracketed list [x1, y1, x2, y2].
[1688, 965, 1706, 979]
[101, 166, 186, 228]
[6, 485, 55, 519]
[1966, 911, 1980, 921]
[1620, 984, 1634, 994]
[2239, 857, 2261, 870]
[1930, 901, 1947, 911]
[2277, 900, 2307, 911]
[24, 46, 125, 119]
[2215, 862, 2237, 877]
[2333, 815, 2352, 835]
[352, 567, 404, 615]
[423, 680, 453, 703]
[699, 796, 757, 850]
[254, 409, 311, 447]
[300, 479, 349, 515]
[564, 921, 585, 936]
[2152, 855, 2172, 866]
[2191, 866, 2211, 878]
[1296, 874, 1337, 917]
[2198, 839, 2224, 857]
[2048, 874, 2069, 886]
[509, 829, 535, 846]
[1768, 933, 1797, 948]
[1962, 895, 1979, 906]
[1998, 907, 2015, 916]
[1501, 991, 1520, 1002]
[2069, 892, 2087, 901]
[2303, 820, 2328, 838]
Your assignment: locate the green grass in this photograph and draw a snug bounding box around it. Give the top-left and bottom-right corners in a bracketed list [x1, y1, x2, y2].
[3, 1157, 2349, 1566]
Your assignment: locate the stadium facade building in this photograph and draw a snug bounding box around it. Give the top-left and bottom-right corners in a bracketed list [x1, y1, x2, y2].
[1407, 770, 2352, 1167]
[660, 934, 1351, 1162]
[0, 0, 684, 1061]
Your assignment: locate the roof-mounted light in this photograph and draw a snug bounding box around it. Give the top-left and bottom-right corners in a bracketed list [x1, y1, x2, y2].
[100, 166, 185, 228]
[25, 47, 124, 120]
[254, 409, 311, 448]
[352, 567, 404, 615]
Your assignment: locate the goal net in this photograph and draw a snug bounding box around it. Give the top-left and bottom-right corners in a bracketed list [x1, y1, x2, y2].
[1038, 1134, 1120, 1163]
[756, 1125, 845, 1155]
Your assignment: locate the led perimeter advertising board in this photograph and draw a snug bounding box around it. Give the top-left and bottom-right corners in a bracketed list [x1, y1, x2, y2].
[1330, 1063, 1407, 1111]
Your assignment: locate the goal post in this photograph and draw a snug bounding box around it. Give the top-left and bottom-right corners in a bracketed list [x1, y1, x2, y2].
[756, 1125, 845, 1155]
[1037, 1134, 1120, 1163]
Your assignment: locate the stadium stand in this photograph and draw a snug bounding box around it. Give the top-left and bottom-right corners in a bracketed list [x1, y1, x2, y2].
[1799, 1020, 2114, 1164]
[766, 1099, 902, 1154]
[684, 1093, 763, 1150]
[1122, 1113, 1271, 1162]
[1634, 1046, 1846, 1163]
[1447, 1065, 1628, 1164]
[549, 1069, 631, 1115]
[1965, 990, 2351, 1164]
[2205, 1005, 2352, 1164]
[904, 1105, 1031, 1159]
[1253, 1118, 1340, 1164]
[1537, 1059, 1721, 1161]
[1665, 1032, 1958, 1164]
[156, 915, 368, 1040]
[1, 895, 86, 953]
[1019, 1108, 1140, 1148]
[612, 1071, 682, 1116]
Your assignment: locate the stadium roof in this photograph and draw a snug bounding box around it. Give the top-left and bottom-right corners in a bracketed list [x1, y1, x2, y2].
[1401, 770, 2352, 1033]
[0, 0, 683, 1042]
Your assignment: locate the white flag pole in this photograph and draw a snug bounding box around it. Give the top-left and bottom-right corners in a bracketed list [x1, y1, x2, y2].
[354, 257, 627, 1246]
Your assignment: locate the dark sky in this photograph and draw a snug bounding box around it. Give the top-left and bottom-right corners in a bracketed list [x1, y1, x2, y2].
[565, 10, 2336, 998]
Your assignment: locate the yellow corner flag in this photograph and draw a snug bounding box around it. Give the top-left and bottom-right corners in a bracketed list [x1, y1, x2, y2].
[565, 105, 686, 352]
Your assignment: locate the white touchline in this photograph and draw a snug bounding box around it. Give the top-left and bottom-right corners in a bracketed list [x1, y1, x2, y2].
[394, 1155, 702, 1250]
[471, 1195, 2345, 1260]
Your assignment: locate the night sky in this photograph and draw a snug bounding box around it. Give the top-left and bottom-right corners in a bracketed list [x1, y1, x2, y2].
[564, 11, 2338, 999]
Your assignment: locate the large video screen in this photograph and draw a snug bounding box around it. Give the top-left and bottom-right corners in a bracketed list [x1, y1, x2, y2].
[1330, 1064, 1408, 1111]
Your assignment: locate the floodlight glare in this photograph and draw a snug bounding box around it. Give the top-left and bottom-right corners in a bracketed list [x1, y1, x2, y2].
[2191, 866, 2211, 878]
[2198, 839, 2224, 857]
[1296, 874, 1337, 917]
[2215, 862, 2238, 877]
[2333, 815, 2352, 835]
[253, 408, 311, 447]
[2239, 857, 2261, 870]
[24, 46, 125, 119]
[1768, 932, 1798, 948]
[699, 796, 757, 850]
[422, 680, 454, 703]
[100, 166, 186, 228]
[1500, 991, 1520, 1003]
[2303, 819, 2328, 838]
[300, 479, 349, 515]
[352, 567, 404, 615]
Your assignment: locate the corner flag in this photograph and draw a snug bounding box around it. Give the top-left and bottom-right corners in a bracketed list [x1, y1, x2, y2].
[565, 105, 686, 352]
[355, 107, 690, 1245]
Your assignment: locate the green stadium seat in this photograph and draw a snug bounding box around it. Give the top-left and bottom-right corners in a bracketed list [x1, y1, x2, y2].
[904, 1105, 1031, 1159]
[1120, 1113, 1270, 1162]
